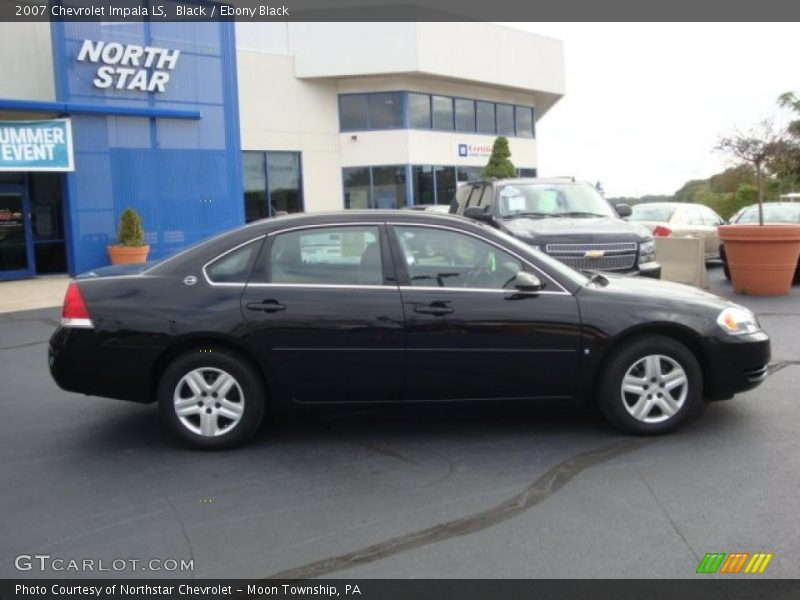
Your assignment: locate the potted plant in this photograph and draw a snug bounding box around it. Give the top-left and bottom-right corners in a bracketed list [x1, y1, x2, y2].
[716, 119, 800, 295]
[107, 208, 150, 265]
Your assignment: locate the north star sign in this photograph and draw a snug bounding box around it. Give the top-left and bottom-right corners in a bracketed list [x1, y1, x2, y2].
[76, 39, 180, 93]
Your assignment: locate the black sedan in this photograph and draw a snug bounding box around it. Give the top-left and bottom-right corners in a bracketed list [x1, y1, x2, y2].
[49, 211, 770, 449]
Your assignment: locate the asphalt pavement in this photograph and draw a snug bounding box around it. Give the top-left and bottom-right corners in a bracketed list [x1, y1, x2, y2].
[1, 264, 798, 579]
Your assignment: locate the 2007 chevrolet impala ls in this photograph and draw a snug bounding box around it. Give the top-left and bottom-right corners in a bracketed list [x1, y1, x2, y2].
[49, 211, 770, 448]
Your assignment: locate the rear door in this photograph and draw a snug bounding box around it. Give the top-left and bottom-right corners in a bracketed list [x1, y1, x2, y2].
[388, 222, 581, 401]
[240, 223, 405, 403]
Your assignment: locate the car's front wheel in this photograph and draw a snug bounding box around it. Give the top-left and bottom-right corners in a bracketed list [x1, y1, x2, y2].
[158, 348, 266, 449]
[598, 335, 703, 435]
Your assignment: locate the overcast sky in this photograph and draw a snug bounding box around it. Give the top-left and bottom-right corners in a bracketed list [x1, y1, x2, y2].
[502, 23, 798, 198]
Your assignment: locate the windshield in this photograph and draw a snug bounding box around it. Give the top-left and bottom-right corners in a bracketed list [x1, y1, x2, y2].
[736, 204, 800, 224]
[495, 182, 616, 219]
[630, 204, 678, 223]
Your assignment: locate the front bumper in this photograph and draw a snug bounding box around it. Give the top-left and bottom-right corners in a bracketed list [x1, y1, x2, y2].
[704, 330, 771, 400]
[636, 261, 661, 279]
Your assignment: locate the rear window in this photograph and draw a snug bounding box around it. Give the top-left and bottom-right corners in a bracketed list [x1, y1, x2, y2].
[630, 205, 678, 222]
[736, 204, 800, 224]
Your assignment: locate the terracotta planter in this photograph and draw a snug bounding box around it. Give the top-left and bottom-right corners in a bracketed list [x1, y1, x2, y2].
[107, 244, 150, 265]
[718, 224, 800, 296]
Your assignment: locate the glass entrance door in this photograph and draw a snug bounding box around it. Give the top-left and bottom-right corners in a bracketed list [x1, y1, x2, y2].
[0, 190, 34, 279]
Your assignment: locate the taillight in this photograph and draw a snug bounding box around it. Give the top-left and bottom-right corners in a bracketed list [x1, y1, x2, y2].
[61, 281, 93, 328]
[652, 225, 673, 237]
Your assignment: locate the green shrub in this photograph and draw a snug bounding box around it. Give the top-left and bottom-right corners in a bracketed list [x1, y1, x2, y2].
[117, 208, 145, 247]
[481, 136, 517, 179]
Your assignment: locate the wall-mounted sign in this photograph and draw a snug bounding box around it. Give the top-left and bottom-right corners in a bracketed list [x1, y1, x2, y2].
[0, 119, 74, 172]
[77, 39, 181, 93]
[458, 143, 493, 158]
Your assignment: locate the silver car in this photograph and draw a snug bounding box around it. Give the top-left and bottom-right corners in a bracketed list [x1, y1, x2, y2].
[629, 202, 725, 260]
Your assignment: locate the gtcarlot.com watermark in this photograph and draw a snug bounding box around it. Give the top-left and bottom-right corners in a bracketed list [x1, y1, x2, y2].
[14, 554, 194, 573]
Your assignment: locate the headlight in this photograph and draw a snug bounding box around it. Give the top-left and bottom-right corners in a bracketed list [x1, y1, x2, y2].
[639, 240, 655, 255]
[638, 239, 656, 264]
[716, 306, 760, 335]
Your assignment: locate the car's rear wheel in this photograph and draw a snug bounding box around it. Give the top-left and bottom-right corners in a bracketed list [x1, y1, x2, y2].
[598, 335, 703, 435]
[158, 349, 265, 449]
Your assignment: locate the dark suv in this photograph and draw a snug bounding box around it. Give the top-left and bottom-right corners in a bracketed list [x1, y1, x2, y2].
[450, 178, 661, 278]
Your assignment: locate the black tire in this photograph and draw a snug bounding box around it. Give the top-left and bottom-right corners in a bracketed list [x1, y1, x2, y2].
[158, 348, 266, 449]
[598, 335, 703, 435]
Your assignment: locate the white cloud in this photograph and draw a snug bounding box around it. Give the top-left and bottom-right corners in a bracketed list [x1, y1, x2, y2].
[501, 22, 798, 197]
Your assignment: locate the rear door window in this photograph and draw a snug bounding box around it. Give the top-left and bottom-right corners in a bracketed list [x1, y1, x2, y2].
[205, 239, 262, 284]
[267, 226, 385, 286]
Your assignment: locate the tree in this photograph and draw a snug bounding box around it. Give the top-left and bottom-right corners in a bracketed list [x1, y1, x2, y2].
[482, 136, 517, 179]
[771, 92, 800, 191]
[715, 121, 785, 225]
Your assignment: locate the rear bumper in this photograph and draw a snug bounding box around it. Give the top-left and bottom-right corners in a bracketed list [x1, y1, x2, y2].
[703, 331, 771, 400]
[49, 326, 156, 403]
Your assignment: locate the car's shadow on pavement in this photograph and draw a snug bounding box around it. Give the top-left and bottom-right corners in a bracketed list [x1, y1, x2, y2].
[74, 389, 763, 460]
[80, 399, 624, 453]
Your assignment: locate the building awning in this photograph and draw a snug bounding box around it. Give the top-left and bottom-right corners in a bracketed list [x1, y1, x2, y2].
[0, 98, 201, 120]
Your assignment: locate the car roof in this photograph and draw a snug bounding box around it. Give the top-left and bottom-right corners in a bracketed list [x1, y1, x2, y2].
[463, 177, 590, 186]
[247, 210, 471, 230]
[632, 202, 692, 208]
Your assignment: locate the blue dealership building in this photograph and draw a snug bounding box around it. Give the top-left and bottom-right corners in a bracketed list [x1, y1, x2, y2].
[0, 20, 564, 280]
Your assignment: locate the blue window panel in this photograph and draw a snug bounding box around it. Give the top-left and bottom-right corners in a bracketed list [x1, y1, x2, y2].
[339, 95, 369, 131]
[476, 101, 496, 134]
[515, 106, 535, 138]
[408, 93, 432, 129]
[496, 104, 515, 136]
[368, 93, 404, 129]
[432, 96, 455, 131]
[454, 98, 476, 133]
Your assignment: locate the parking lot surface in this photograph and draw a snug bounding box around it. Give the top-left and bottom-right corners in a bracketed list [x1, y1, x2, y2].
[1, 264, 798, 579]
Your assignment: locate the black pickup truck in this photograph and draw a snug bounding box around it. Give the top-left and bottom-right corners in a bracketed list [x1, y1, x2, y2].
[450, 178, 661, 278]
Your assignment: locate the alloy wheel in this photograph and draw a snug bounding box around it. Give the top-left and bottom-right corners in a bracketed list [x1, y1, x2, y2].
[620, 354, 688, 424]
[173, 367, 245, 437]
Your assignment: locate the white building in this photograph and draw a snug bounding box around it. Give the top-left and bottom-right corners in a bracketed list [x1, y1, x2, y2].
[235, 22, 565, 216]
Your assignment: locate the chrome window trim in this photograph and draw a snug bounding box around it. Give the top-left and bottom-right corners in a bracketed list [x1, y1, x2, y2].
[398, 285, 566, 296]
[265, 221, 380, 237]
[387, 221, 571, 295]
[246, 283, 395, 291]
[202, 236, 266, 287]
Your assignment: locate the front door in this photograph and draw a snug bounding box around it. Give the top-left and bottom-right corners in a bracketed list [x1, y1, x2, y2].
[0, 188, 34, 280]
[390, 223, 582, 401]
[241, 223, 405, 403]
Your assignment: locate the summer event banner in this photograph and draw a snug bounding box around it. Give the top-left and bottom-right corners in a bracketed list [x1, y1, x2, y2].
[0, 119, 74, 171]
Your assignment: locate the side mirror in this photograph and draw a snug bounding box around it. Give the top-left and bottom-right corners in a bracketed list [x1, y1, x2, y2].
[615, 203, 632, 218]
[513, 271, 544, 292]
[463, 205, 494, 224]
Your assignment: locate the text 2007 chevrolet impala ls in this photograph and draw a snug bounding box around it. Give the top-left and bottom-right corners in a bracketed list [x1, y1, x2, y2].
[49, 211, 770, 449]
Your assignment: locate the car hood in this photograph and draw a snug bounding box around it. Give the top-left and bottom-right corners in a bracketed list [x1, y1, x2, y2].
[587, 272, 735, 312]
[498, 216, 651, 244]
